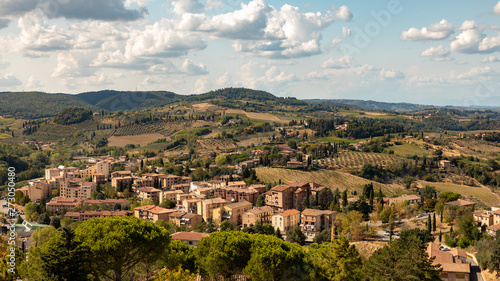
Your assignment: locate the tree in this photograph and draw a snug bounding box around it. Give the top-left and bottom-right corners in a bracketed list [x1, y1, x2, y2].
[286, 226, 306, 246]
[163, 240, 196, 273]
[74, 216, 170, 281]
[427, 214, 432, 233]
[275, 228, 283, 240]
[159, 199, 176, 209]
[30, 226, 59, 247]
[50, 216, 61, 229]
[154, 266, 196, 281]
[215, 155, 227, 166]
[432, 213, 436, 232]
[308, 236, 363, 281]
[256, 193, 266, 207]
[220, 220, 234, 231]
[313, 229, 331, 244]
[195, 231, 253, 280]
[362, 236, 441, 280]
[38, 213, 50, 225]
[38, 228, 91, 281]
[489, 239, 500, 277]
[399, 229, 434, 245]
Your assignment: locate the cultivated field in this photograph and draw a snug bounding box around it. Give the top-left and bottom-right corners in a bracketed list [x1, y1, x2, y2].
[417, 180, 500, 207]
[316, 151, 395, 168]
[107, 133, 165, 147]
[225, 109, 283, 122]
[391, 143, 430, 157]
[255, 167, 397, 195]
[0, 134, 11, 139]
[197, 139, 237, 150]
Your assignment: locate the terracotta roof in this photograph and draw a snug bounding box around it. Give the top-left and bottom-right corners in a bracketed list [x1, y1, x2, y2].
[225, 200, 252, 209]
[301, 209, 337, 217]
[271, 185, 293, 192]
[136, 187, 161, 192]
[171, 232, 209, 242]
[445, 199, 476, 207]
[427, 243, 470, 274]
[277, 209, 300, 217]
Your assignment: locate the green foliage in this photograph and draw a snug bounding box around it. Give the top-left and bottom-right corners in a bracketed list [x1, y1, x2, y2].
[53, 108, 92, 125]
[362, 236, 441, 281]
[154, 266, 197, 281]
[220, 220, 234, 232]
[163, 240, 196, 273]
[438, 191, 461, 203]
[286, 226, 306, 246]
[308, 236, 363, 281]
[74, 216, 170, 280]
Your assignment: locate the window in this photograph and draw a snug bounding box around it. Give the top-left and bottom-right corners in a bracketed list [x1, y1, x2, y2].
[456, 273, 465, 279]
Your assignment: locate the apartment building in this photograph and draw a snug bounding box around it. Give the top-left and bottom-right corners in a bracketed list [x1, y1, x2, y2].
[134, 205, 176, 222]
[213, 200, 252, 226]
[242, 206, 274, 228]
[272, 209, 301, 233]
[197, 198, 228, 222]
[214, 186, 259, 205]
[61, 181, 95, 200]
[300, 209, 337, 241]
[136, 187, 162, 202]
[46, 197, 81, 212]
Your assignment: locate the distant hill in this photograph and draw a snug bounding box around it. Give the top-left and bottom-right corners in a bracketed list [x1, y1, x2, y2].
[77, 90, 183, 111]
[305, 99, 434, 113]
[0, 92, 101, 119]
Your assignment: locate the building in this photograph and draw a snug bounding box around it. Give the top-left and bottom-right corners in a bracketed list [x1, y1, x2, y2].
[181, 198, 202, 214]
[46, 197, 81, 212]
[92, 173, 106, 184]
[272, 209, 301, 233]
[213, 200, 252, 226]
[473, 210, 494, 227]
[171, 183, 190, 193]
[162, 190, 185, 203]
[111, 176, 133, 189]
[445, 199, 476, 208]
[21, 180, 51, 202]
[159, 175, 192, 190]
[265, 182, 312, 211]
[136, 187, 162, 202]
[95, 160, 112, 178]
[82, 199, 130, 209]
[287, 159, 306, 167]
[111, 170, 132, 178]
[170, 232, 209, 247]
[213, 186, 259, 205]
[60, 181, 95, 200]
[197, 198, 228, 222]
[427, 242, 470, 281]
[134, 205, 176, 222]
[439, 160, 451, 169]
[242, 206, 274, 228]
[168, 212, 203, 229]
[384, 194, 422, 206]
[300, 209, 337, 241]
[64, 210, 133, 222]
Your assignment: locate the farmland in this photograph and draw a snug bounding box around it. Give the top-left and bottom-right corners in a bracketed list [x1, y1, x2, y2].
[197, 138, 237, 150]
[417, 180, 500, 207]
[390, 143, 430, 157]
[255, 167, 397, 195]
[225, 109, 284, 122]
[315, 151, 395, 168]
[0, 134, 11, 139]
[112, 120, 216, 137]
[107, 133, 166, 147]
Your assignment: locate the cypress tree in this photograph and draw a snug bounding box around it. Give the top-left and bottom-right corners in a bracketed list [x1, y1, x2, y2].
[432, 213, 437, 232]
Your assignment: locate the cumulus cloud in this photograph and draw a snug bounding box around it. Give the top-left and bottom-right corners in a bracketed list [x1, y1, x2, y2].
[16, 12, 73, 57]
[171, 0, 204, 14]
[450, 28, 500, 54]
[400, 19, 454, 41]
[0, 0, 146, 21]
[482, 56, 499, 62]
[52, 51, 96, 78]
[380, 69, 405, 80]
[0, 73, 22, 87]
[334, 5, 352, 21]
[420, 45, 451, 61]
[494, 1, 500, 15]
[26, 75, 42, 88]
[181, 59, 208, 75]
[322, 56, 352, 69]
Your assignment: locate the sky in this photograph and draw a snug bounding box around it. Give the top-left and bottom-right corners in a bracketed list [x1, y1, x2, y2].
[0, 0, 500, 106]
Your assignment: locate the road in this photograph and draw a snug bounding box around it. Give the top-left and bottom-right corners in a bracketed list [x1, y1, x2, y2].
[0, 199, 26, 221]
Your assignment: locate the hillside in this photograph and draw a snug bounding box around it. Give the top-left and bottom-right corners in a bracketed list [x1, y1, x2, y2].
[0, 92, 101, 119]
[76, 90, 183, 111]
[305, 99, 434, 112]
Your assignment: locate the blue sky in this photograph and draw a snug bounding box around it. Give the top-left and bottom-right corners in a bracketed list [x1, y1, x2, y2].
[0, 0, 499, 106]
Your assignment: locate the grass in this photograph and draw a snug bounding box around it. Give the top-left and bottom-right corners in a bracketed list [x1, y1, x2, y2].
[0, 134, 11, 139]
[391, 143, 430, 157]
[418, 180, 500, 207]
[255, 167, 398, 195]
[108, 133, 165, 147]
[317, 136, 360, 144]
[0, 118, 16, 125]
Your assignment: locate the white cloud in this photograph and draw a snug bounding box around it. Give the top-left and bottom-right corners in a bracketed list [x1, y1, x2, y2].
[450, 28, 500, 54]
[171, 0, 204, 14]
[26, 75, 42, 88]
[400, 19, 454, 41]
[322, 56, 352, 69]
[52, 51, 96, 78]
[482, 56, 499, 62]
[264, 66, 297, 83]
[15, 11, 73, 57]
[454, 67, 493, 80]
[0, 19, 10, 29]
[181, 59, 208, 75]
[342, 26, 351, 37]
[420, 45, 451, 61]
[216, 72, 232, 87]
[334, 5, 352, 21]
[73, 21, 130, 50]
[194, 76, 210, 93]
[331, 37, 342, 46]
[0, 73, 22, 87]
[380, 69, 405, 80]
[494, 1, 500, 15]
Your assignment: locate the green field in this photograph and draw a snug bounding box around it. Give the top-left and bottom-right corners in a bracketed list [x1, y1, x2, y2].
[317, 136, 360, 144]
[0, 133, 11, 139]
[0, 118, 16, 125]
[419, 180, 500, 207]
[256, 167, 398, 195]
[391, 143, 430, 157]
